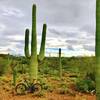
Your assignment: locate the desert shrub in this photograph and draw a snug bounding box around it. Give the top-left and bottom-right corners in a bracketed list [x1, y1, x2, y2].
[76, 78, 95, 93]
[0, 58, 8, 75]
[17, 64, 28, 74]
[51, 76, 61, 81]
[38, 76, 54, 92]
[76, 80, 88, 92]
[39, 78, 48, 90]
[86, 72, 95, 81]
[78, 57, 95, 77]
[39, 65, 58, 76]
[38, 77, 48, 89]
[39, 66, 50, 74]
[58, 82, 68, 94]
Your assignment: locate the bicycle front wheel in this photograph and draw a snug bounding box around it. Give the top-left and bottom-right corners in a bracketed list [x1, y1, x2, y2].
[33, 83, 41, 95]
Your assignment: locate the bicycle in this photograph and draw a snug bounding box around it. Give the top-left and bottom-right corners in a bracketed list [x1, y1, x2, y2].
[15, 79, 41, 95]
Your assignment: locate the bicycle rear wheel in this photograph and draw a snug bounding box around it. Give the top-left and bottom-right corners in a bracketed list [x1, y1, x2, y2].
[15, 83, 27, 95]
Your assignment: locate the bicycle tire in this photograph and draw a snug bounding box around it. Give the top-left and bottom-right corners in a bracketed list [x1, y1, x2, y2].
[33, 83, 42, 94]
[15, 83, 27, 95]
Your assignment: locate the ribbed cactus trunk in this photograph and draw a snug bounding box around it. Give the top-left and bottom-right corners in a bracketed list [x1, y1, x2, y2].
[30, 4, 38, 80]
[38, 24, 47, 61]
[96, 0, 100, 99]
[24, 29, 30, 58]
[59, 48, 62, 78]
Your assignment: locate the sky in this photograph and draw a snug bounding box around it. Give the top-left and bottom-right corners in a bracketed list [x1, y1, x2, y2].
[0, 0, 96, 57]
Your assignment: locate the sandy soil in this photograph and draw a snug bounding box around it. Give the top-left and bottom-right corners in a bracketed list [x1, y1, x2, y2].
[0, 90, 96, 100]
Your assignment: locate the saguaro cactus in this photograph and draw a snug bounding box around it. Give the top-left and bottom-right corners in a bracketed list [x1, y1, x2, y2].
[24, 4, 47, 80]
[38, 24, 47, 61]
[59, 48, 62, 78]
[96, 0, 100, 99]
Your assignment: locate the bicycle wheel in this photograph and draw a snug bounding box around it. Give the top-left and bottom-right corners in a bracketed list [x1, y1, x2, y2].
[33, 83, 41, 94]
[15, 83, 27, 95]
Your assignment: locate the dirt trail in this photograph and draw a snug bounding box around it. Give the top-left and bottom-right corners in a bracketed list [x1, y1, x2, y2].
[0, 91, 96, 100]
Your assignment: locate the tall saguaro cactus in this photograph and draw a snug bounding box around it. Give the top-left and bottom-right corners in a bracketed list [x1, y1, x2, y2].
[59, 48, 62, 78]
[38, 24, 47, 61]
[24, 4, 47, 80]
[96, 0, 100, 99]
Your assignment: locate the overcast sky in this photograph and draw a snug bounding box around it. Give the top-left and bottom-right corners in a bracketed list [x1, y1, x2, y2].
[0, 0, 96, 56]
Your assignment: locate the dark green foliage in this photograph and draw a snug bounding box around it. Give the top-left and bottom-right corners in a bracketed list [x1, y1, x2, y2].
[39, 65, 58, 76]
[0, 53, 96, 94]
[62, 57, 95, 78]
[0, 54, 12, 75]
[0, 58, 8, 76]
[76, 78, 95, 93]
[0, 54, 95, 77]
[86, 72, 95, 82]
[76, 79, 88, 93]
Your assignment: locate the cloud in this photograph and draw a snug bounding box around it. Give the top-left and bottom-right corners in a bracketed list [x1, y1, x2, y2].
[83, 44, 95, 51]
[0, 24, 6, 32]
[67, 45, 74, 51]
[0, 0, 96, 56]
[1, 7, 24, 18]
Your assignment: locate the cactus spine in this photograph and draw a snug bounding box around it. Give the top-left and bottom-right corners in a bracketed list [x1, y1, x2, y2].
[59, 48, 62, 78]
[96, 0, 100, 99]
[24, 4, 47, 80]
[39, 24, 47, 61]
[24, 29, 30, 58]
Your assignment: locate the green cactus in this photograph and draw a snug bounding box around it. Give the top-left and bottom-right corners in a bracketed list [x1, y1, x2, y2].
[29, 4, 38, 80]
[24, 29, 30, 58]
[96, 0, 100, 99]
[59, 48, 62, 78]
[38, 24, 47, 61]
[11, 60, 17, 86]
[24, 4, 47, 81]
[12, 67, 17, 86]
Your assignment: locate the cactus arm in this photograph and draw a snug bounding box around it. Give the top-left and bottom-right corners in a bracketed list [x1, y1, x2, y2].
[24, 29, 30, 58]
[38, 24, 47, 61]
[96, 0, 100, 99]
